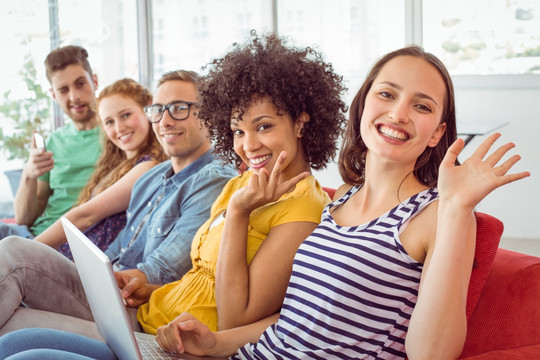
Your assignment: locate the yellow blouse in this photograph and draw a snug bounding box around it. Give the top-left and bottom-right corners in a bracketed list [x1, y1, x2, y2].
[137, 171, 330, 333]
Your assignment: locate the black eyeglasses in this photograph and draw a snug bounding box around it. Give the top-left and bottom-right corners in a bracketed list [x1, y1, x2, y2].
[144, 101, 195, 123]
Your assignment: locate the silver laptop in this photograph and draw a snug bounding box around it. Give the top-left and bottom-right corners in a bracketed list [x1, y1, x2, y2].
[61, 216, 226, 360]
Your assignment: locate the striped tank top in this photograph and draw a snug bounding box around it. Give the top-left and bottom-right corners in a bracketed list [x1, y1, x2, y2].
[232, 186, 439, 360]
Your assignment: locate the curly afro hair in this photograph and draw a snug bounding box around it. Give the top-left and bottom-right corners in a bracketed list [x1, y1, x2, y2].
[197, 31, 348, 171]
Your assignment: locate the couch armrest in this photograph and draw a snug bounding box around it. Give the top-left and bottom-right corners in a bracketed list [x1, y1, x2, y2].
[460, 248, 540, 358]
[460, 343, 540, 359]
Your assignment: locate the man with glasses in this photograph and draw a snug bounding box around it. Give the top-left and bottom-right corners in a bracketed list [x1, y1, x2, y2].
[0, 70, 237, 337]
[103, 70, 237, 285]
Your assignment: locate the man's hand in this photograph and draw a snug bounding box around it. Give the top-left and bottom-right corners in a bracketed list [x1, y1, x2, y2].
[114, 271, 153, 307]
[24, 138, 54, 179]
[14, 138, 54, 225]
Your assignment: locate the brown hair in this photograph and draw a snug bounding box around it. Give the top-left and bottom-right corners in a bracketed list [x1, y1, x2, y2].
[197, 31, 348, 171]
[44, 45, 93, 83]
[339, 45, 457, 187]
[77, 78, 168, 204]
[157, 70, 199, 87]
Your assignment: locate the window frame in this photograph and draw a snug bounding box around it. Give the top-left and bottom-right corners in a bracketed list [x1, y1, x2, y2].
[135, 0, 539, 92]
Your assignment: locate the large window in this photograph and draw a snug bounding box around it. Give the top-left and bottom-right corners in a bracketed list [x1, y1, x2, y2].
[1, 0, 538, 218]
[56, 0, 139, 93]
[150, 0, 274, 88]
[148, 0, 404, 102]
[0, 1, 50, 105]
[276, 0, 404, 102]
[0, 0, 138, 217]
[423, 0, 540, 76]
[0, 0, 139, 117]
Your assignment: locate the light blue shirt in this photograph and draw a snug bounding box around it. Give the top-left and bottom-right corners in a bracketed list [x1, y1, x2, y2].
[105, 150, 236, 284]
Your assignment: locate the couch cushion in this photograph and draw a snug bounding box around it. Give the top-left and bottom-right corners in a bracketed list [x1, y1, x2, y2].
[460, 248, 540, 357]
[465, 212, 503, 321]
[322, 187, 336, 200]
[460, 343, 540, 359]
[0, 307, 103, 341]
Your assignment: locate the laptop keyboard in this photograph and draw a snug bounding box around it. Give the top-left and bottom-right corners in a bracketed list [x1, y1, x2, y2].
[137, 337, 183, 359]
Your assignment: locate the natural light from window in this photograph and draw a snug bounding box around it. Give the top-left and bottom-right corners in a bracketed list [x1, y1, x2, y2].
[1, 0, 538, 219]
[423, 0, 540, 75]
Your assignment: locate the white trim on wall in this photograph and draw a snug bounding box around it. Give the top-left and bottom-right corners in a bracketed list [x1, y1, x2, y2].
[404, 0, 423, 45]
[453, 74, 540, 90]
[137, 0, 153, 89]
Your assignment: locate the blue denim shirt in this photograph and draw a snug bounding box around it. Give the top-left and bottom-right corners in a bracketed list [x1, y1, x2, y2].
[105, 150, 236, 284]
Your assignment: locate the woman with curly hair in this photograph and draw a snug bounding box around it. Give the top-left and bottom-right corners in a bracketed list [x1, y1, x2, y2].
[121, 31, 348, 334]
[33, 78, 167, 258]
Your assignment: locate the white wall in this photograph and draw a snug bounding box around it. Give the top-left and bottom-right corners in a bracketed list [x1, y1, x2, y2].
[454, 86, 539, 240]
[314, 85, 540, 241]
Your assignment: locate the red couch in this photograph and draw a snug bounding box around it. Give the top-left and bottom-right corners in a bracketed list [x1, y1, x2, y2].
[460, 214, 540, 358]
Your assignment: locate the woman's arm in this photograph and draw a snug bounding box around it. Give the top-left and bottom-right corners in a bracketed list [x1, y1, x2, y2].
[157, 312, 279, 357]
[215, 151, 312, 330]
[406, 202, 476, 360]
[406, 134, 529, 360]
[34, 160, 157, 249]
[216, 215, 316, 330]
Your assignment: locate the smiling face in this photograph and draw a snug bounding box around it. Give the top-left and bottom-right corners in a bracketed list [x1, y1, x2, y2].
[50, 64, 98, 129]
[231, 96, 309, 180]
[98, 94, 150, 159]
[360, 55, 447, 168]
[151, 80, 211, 172]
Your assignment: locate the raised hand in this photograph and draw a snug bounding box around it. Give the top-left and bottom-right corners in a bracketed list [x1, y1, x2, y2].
[114, 272, 152, 307]
[24, 135, 54, 179]
[156, 312, 216, 356]
[438, 133, 530, 211]
[229, 151, 309, 215]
